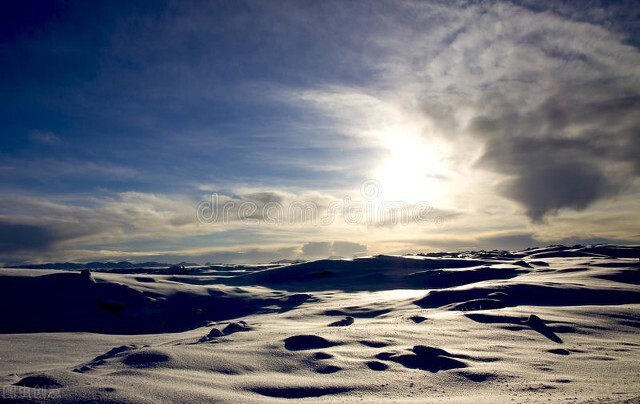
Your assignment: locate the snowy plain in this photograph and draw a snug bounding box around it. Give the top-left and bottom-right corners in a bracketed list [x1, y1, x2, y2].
[0, 244, 639, 402]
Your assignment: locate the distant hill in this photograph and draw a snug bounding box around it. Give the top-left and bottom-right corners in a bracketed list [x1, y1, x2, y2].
[6, 261, 178, 270]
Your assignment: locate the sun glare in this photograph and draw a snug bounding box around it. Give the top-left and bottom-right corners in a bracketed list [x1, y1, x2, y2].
[373, 128, 446, 204]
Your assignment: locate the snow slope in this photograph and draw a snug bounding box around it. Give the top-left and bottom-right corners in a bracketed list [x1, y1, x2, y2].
[0, 245, 638, 402]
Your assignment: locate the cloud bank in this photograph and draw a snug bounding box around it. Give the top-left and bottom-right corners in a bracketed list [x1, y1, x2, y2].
[1, 1, 639, 263]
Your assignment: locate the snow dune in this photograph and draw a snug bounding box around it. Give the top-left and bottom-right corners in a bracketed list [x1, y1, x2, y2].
[0, 244, 639, 402]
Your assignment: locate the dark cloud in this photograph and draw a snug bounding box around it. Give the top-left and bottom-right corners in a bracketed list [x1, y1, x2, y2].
[498, 162, 613, 221]
[331, 241, 367, 257]
[242, 192, 286, 205]
[0, 221, 57, 253]
[301, 241, 367, 258]
[197, 191, 335, 225]
[0, 216, 117, 262]
[476, 233, 541, 251]
[301, 242, 332, 258]
[472, 92, 640, 221]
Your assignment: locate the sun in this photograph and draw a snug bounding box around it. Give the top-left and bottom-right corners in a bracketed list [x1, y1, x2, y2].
[373, 128, 446, 204]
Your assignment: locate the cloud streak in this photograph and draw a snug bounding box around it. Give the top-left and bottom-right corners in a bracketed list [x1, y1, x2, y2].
[355, 1, 640, 221]
[1, 1, 639, 263]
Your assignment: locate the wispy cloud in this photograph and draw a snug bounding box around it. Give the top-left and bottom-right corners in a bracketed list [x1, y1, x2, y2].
[1, 1, 639, 263]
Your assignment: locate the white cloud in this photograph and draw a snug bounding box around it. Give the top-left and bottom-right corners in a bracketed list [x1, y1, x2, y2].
[3, 2, 640, 263]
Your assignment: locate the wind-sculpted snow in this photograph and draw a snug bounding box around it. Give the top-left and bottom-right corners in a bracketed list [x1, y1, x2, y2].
[229, 255, 491, 291]
[0, 245, 639, 402]
[0, 272, 295, 334]
[414, 246, 640, 311]
[414, 281, 640, 310]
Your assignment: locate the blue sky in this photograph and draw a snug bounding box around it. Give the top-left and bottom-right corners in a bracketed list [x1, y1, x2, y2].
[1, 0, 639, 264]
